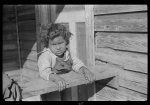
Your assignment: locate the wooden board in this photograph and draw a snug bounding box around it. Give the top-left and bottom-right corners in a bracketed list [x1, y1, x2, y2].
[119, 78, 147, 94]
[76, 22, 87, 65]
[96, 86, 128, 101]
[94, 12, 147, 32]
[3, 23, 17, 31]
[94, 5, 147, 15]
[20, 41, 37, 51]
[18, 13, 35, 22]
[3, 61, 20, 72]
[3, 43, 18, 51]
[3, 50, 19, 60]
[118, 86, 147, 101]
[21, 50, 37, 62]
[3, 33, 17, 41]
[95, 48, 147, 73]
[95, 32, 147, 53]
[18, 20, 36, 32]
[118, 69, 147, 87]
[19, 32, 36, 41]
[22, 59, 38, 71]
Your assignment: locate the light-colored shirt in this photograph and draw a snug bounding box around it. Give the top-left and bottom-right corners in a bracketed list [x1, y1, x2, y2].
[38, 48, 85, 80]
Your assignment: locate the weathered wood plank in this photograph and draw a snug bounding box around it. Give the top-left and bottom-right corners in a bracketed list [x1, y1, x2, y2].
[3, 61, 20, 72]
[3, 43, 17, 50]
[3, 50, 19, 60]
[118, 69, 147, 87]
[85, 5, 95, 67]
[19, 32, 36, 41]
[18, 13, 35, 21]
[22, 59, 38, 71]
[21, 50, 37, 62]
[95, 48, 147, 73]
[56, 5, 84, 13]
[3, 33, 17, 41]
[76, 22, 87, 65]
[3, 65, 20, 72]
[94, 5, 147, 15]
[96, 86, 128, 101]
[95, 53, 147, 74]
[18, 20, 36, 32]
[95, 32, 147, 53]
[119, 78, 147, 94]
[20, 41, 37, 51]
[118, 86, 147, 101]
[20, 68, 117, 99]
[3, 23, 17, 31]
[94, 12, 147, 32]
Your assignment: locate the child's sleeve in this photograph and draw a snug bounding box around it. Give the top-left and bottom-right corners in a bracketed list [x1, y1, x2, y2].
[38, 52, 53, 80]
[71, 55, 86, 72]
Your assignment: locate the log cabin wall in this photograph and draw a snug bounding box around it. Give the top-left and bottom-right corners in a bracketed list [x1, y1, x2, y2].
[94, 5, 147, 100]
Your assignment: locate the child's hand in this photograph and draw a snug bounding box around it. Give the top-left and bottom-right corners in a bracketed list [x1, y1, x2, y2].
[79, 67, 96, 83]
[50, 74, 67, 91]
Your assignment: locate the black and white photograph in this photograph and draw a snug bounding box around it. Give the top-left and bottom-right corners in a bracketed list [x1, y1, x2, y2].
[2, 5, 147, 101]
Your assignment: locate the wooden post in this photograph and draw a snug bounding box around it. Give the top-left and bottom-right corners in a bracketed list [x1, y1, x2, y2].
[85, 5, 96, 101]
[85, 5, 95, 69]
[35, 5, 51, 58]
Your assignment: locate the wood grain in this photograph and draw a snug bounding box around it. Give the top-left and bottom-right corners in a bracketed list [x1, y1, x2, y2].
[19, 32, 36, 41]
[22, 59, 38, 71]
[18, 20, 36, 32]
[94, 5, 147, 15]
[118, 86, 147, 101]
[94, 12, 147, 32]
[20, 41, 37, 51]
[119, 78, 147, 94]
[95, 32, 147, 53]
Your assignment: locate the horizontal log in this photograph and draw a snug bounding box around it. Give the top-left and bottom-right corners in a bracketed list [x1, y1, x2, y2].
[20, 41, 37, 51]
[94, 5, 147, 15]
[95, 52, 147, 74]
[19, 32, 36, 41]
[21, 50, 37, 62]
[119, 78, 147, 94]
[95, 32, 147, 53]
[94, 12, 147, 32]
[18, 20, 36, 32]
[118, 86, 147, 101]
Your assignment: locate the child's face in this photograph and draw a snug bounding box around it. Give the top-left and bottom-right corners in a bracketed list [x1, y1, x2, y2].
[48, 36, 68, 56]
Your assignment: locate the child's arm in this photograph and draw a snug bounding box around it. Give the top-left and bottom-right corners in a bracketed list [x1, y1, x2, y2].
[49, 73, 67, 91]
[70, 54, 96, 83]
[78, 66, 96, 83]
[38, 51, 67, 91]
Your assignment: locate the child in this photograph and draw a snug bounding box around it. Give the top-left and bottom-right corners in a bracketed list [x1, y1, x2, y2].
[38, 23, 95, 100]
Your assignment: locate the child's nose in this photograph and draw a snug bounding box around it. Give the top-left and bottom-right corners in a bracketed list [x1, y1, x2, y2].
[56, 45, 61, 50]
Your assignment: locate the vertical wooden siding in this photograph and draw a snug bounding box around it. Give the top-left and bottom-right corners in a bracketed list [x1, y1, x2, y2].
[94, 5, 147, 100]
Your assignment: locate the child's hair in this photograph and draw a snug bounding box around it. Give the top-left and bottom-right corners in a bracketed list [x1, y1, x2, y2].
[40, 23, 73, 48]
